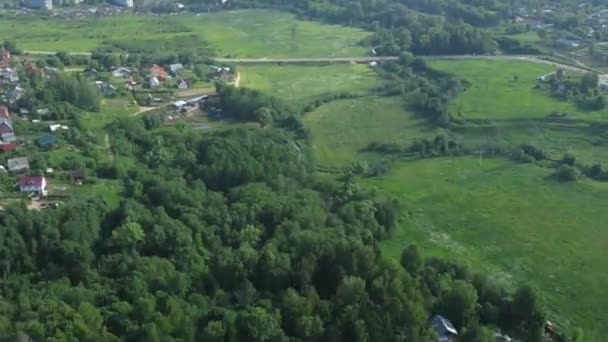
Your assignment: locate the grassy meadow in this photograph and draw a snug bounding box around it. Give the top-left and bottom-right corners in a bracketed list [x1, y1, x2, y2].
[0, 10, 369, 57]
[428, 58, 607, 121]
[367, 156, 608, 340]
[240, 64, 382, 108]
[303, 96, 440, 168]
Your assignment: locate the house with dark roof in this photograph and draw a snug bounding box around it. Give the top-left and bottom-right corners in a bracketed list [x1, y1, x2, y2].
[18, 176, 47, 196]
[0, 120, 15, 142]
[7, 157, 29, 173]
[430, 315, 458, 341]
[177, 78, 188, 89]
[71, 168, 85, 185]
[37, 134, 58, 148]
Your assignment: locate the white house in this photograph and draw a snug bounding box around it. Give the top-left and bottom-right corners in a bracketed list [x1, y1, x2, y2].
[19, 176, 47, 196]
[112, 67, 132, 78]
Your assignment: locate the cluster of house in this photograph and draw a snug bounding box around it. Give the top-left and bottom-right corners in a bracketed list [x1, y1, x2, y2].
[430, 315, 512, 342]
[109, 64, 189, 90]
[21, 0, 132, 10]
[170, 94, 208, 117]
[1, 152, 86, 198]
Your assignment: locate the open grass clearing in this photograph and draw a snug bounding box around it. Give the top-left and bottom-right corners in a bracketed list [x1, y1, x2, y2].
[303, 96, 441, 168]
[367, 156, 608, 340]
[427, 58, 607, 121]
[240, 63, 381, 108]
[0, 10, 370, 58]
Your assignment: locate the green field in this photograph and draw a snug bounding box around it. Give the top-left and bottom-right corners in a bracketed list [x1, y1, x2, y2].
[240, 64, 382, 107]
[367, 156, 608, 339]
[303, 96, 440, 168]
[0, 9, 369, 57]
[428, 58, 607, 121]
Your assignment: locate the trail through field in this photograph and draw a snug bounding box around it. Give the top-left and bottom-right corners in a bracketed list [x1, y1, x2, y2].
[104, 133, 114, 161]
[233, 71, 241, 88]
[131, 106, 158, 116]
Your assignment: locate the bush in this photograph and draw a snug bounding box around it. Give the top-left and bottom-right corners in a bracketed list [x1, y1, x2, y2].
[555, 165, 579, 182]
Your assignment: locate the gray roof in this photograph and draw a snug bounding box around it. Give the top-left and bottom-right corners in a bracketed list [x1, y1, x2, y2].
[7, 157, 29, 171]
[430, 315, 458, 337]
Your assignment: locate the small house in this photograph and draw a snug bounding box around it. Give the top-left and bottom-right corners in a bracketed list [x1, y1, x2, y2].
[0, 143, 17, 153]
[111, 67, 132, 78]
[0, 121, 15, 142]
[7, 86, 25, 104]
[8, 157, 29, 173]
[18, 176, 47, 196]
[169, 63, 184, 74]
[429, 315, 458, 341]
[36, 108, 51, 116]
[0, 105, 9, 118]
[144, 76, 160, 89]
[37, 134, 58, 148]
[71, 168, 85, 185]
[177, 78, 188, 89]
[150, 64, 168, 81]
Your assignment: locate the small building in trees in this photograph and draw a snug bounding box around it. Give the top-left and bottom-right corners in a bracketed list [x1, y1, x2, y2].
[71, 169, 85, 185]
[8, 157, 29, 173]
[429, 315, 458, 341]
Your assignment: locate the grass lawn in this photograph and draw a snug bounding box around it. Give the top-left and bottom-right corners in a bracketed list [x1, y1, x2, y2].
[80, 98, 139, 139]
[0, 10, 369, 58]
[303, 96, 441, 168]
[499, 31, 543, 44]
[367, 156, 608, 340]
[427, 58, 607, 121]
[70, 180, 122, 209]
[240, 64, 381, 108]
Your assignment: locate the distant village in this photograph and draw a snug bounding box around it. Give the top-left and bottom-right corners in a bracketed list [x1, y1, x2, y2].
[0, 44, 236, 209]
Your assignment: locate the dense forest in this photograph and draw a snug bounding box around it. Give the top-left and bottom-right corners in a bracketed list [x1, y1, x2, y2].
[0, 107, 548, 340]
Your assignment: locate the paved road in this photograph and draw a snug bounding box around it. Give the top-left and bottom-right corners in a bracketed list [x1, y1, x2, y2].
[212, 56, 399, 63]
[23, 50, 596, 73]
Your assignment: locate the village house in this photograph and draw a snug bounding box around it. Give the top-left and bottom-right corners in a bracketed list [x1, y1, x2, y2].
[0, 124, 15, 142]
[18, 176, 47, 196]
[177, 78, 188, 89]
[0, 143, 17, 153]
[71, 168, 85, 185]
[169, 63, 184, 74]
[0, 105, 9, 118]
[7, 86, 25, 104]
[429, 315, 458, 341]
[111, 67, 132, 78]
[150, 64, 168, 81]
[37, 134, 58, 149]
[95, 81, 117, 96]
[8, 157, 29, 173]
[143, 76, 160, 89]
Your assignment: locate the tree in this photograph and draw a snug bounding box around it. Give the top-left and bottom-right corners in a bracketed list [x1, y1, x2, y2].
[400, 244, 423, 275]
[255, 107, 273, 128]
[237, 306, 282, 341]
[3, 40, 20, 54]
[555, 165, 579, 182]
[111, 221, 145, 249]
[580, 73, 599, 93]
[458, 321, 494, 342]
[436, 280, 478, 330]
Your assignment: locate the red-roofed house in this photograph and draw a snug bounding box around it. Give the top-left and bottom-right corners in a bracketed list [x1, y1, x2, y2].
[0, 143, 16, 152]
[19, 176, 47, 196]
[0, 105, 9, 118]
[150, 64, 168, 81]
